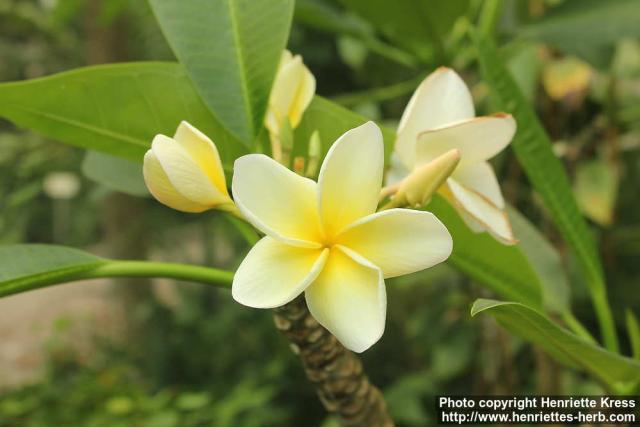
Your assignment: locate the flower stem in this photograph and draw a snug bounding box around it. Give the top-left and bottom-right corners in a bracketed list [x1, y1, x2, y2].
[0, 260, 234, 298]
[273, 297, 394, 427]
[84, 260, 234, 288]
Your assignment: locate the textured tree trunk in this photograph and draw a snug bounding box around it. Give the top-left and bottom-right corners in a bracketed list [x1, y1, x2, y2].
[273, 297, 394, 427]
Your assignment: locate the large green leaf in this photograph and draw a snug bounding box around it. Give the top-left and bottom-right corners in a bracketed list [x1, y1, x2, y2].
[472, 299, 640, 391]
[149, 0, 294, 145]
[519, 0, 640, 67]
[429, 197, 542, 309]
[0, 62, 247, 164]
[0, 244, 106, 297]
[336, 0, 469, 60]
[0, 244, 233, 298]
[472, 32, 617, 351]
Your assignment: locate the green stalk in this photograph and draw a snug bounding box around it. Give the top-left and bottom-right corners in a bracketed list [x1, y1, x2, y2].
[332, 74, 426, 108]
[561, 311, 597, 345]
[593, 289, 619, 352]
[84, 260, 234, 287]
[477, 0, 503, 39]
[1, 260, 233, 298]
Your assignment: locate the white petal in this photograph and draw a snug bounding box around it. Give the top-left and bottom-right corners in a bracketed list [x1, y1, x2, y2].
[453, 161, 504, 208]
[289, 64, 315, 129]
[318, 121, 384, 237]
[305, 246, 386, 353]
[415, 114, 516, 168]
[232, 154, 323, 247]
[143, 150, 209, 212]
[336, 209, 452, 278]
[232, 237, 328, 308]
[395, 68, 475, 169]
[151, 135, 230, 206]
[446, 178, 516, 245]
[174, 121, 228, 196]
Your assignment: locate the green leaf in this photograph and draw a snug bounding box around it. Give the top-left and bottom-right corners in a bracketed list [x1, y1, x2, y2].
[471, 299, 640, 390]
[508, 207, 570, 314]
[82, 151, 149, 197]
[626, 310, 640, 360]
[0, 62, 247, 164]
[0, 244, 106, 297]
[336, 0, 469, 60]
[429, 196, 543, 309]
[149, 0, 294, 145]
[519, 0, 640, 67]
[472, 31, 617, 351]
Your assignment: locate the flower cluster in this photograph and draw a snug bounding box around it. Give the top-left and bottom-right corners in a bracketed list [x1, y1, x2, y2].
[143, 56, 516, 352]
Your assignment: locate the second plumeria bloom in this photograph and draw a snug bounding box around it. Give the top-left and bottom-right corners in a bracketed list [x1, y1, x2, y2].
[394, 68, 517, 244]
[232, 122, 453, 353]
[143, 121, 234, 213]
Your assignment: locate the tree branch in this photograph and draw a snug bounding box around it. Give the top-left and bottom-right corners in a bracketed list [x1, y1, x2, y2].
[273, 296, 394, 427]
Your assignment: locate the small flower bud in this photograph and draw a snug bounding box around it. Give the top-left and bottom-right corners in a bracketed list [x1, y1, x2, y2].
[143, 121, 234, 213]
[395, 149, 460, 207]
[265, 50, 316, 163]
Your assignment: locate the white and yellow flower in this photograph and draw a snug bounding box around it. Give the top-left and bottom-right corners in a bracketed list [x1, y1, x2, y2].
[265, 50, 316, 161]
[394, 67, 517, 244]
[231, 122, 453, 352]
[143, 121, 234, 213]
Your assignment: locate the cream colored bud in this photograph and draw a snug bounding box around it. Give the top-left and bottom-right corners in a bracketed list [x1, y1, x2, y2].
[143, 121, 234, 213]
[395, 149, 460, 207]
[265, 50, 316, 137]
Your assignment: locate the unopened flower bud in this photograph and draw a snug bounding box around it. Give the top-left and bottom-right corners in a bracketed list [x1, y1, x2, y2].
[143, 121, 234, 213]
[395, 149, 460, 207]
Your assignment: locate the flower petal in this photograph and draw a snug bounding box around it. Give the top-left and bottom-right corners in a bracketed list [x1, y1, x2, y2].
[143, 150, 209, 212]
[232, 237, 328, 308]
[415, 114, 516, 168]
[395, 68, 475, 169]
[336, 209, 452, 278]
[305, 246, 386, 353]
[318, 121, 384, 237]
[453, 161, 504, 208]
[174, 121, 228, 196]
[151, 135, 230, 206]
[289, 64, 315, 129]
[446, 178, 516, 245]
[232, 154, 322, 247]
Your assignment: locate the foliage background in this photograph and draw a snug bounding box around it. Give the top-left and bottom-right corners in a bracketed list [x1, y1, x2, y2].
[0, 0, 639, 426]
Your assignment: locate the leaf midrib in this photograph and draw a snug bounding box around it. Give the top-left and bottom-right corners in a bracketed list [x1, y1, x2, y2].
[4, 103, 148, 148]
[225, 0, 255, 141]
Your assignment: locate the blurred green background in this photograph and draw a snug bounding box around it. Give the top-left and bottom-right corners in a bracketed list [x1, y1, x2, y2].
[1, 0, 639, 426]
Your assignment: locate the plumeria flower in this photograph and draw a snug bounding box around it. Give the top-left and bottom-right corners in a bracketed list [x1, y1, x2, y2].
[265, 49, 316, 161]
[143, 121, 235, 213]
[393, 67, 517, 244]
[231, 121, 453, 352]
